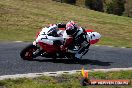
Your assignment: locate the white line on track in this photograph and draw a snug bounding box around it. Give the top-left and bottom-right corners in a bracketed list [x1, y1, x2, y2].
[121, 47, 126, 48]
[14, 41, 23, 42]
[93, 44, 127, 48]
[0, 67, 132, 80]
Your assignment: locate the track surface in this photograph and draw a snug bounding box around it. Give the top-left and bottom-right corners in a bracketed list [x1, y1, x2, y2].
[0, 42, 132, 76]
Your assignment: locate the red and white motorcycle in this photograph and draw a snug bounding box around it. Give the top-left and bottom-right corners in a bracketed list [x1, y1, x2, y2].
[20, 25, 101, 61]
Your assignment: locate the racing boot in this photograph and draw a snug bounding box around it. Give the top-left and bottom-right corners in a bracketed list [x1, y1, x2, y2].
[75, 43, 90, 59]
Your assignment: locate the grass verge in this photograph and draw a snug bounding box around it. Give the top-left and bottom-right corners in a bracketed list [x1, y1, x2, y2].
[0, 0, 132, 47]
[0, 70, 132, 88]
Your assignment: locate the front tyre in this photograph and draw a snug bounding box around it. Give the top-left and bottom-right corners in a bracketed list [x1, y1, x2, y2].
[20, 44, 37, 60]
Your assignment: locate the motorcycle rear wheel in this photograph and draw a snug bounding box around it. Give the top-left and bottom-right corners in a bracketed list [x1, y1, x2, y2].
[20, 44, 37, 60]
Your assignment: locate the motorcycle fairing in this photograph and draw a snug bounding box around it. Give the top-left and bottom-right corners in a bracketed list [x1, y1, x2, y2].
[86, 29, 101, 44]
[38, 42, 60, 53]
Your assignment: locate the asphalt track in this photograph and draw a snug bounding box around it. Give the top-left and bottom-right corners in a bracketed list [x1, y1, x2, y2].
[0, 42, 132, 76]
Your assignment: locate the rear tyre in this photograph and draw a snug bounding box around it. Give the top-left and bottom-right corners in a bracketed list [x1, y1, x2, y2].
[65, 53, 75, 60]
[20, 44, 37, 60]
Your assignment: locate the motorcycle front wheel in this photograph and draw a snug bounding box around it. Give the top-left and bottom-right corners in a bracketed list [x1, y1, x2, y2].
[20, 44, 37, 60]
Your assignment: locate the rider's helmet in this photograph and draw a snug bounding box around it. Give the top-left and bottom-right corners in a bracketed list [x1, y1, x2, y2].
[66, 21, 78, 35]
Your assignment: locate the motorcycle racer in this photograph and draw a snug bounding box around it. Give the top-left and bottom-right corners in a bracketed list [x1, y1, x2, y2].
[20, 21, 101, 61]
[60, 21, 90, 59]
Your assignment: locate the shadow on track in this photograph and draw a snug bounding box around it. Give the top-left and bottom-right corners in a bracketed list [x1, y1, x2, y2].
[32, 58, 113, 66]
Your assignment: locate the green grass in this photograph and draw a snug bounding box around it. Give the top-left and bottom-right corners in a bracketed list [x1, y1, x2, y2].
[0, 70, 132, 88]
[0, 0, 132, 47]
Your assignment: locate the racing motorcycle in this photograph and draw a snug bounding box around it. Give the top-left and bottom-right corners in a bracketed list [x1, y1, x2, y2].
[20, 25, 101, 61]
